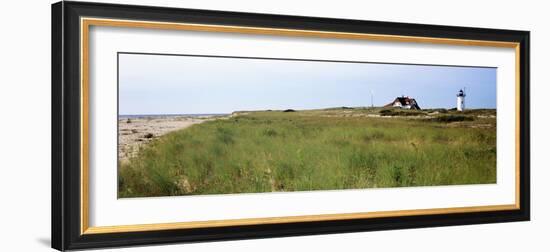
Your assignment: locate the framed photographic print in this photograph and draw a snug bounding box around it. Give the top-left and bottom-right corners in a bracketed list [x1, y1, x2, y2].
[52, 1, 530, 250]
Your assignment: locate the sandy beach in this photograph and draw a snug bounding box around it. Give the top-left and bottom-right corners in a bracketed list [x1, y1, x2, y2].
[118, 116, 220, 162]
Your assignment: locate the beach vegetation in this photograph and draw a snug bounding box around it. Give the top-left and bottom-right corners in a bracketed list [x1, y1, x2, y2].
[118, 108, 496, 197]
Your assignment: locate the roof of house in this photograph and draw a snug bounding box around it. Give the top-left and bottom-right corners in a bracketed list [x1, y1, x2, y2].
[384, 96, 421, 109]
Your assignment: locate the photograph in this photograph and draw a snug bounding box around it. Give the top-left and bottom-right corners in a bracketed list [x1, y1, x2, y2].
[117, 52, 497, 198]
[50, 2, 531, 250]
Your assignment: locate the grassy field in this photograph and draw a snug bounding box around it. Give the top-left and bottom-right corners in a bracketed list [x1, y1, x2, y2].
[118, 108, 496, 198]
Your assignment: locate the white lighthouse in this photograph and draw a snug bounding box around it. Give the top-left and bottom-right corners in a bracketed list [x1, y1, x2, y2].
[456, 88, 466, 111]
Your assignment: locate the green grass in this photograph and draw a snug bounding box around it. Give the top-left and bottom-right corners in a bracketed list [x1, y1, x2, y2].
[118, 109, 496, 198]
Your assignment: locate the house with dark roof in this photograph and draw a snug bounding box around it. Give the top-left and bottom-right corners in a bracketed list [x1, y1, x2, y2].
[384, 96, 421, 110]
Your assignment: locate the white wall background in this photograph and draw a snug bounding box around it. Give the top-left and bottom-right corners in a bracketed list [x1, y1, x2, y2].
[0, 0, 546, 251]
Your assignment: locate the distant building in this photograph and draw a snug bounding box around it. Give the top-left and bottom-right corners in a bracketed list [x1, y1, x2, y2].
[456, 89, 466, 111]
[384, 96, 421, 110]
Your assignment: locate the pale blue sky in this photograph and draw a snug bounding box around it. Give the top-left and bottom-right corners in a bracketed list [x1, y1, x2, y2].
[119, 53, 496, 115]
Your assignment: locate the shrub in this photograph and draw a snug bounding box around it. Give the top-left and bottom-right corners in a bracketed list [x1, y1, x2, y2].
[379, 109, 424, 117]
[433, 115, 474, 122]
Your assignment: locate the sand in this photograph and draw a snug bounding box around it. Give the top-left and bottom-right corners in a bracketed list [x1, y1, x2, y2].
[118, 116, 214, 163]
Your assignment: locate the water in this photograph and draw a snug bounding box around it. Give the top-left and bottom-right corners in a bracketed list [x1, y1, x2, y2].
[119, 113, 229, 119]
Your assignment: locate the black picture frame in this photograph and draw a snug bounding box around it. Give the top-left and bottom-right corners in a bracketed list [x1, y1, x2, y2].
[52, 1, 530, 251]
